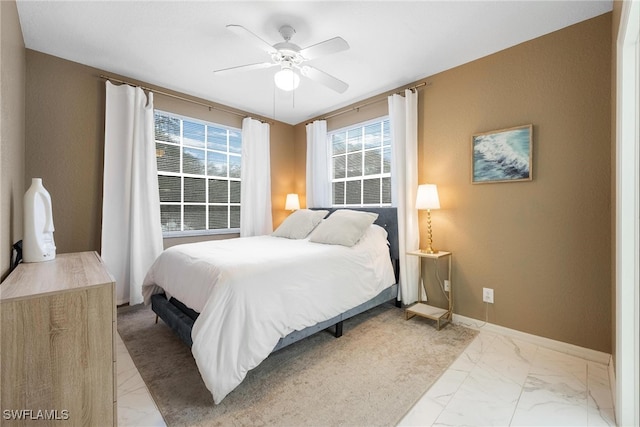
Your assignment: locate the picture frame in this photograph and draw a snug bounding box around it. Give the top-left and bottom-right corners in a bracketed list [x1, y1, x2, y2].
[471, 124, 533, 184]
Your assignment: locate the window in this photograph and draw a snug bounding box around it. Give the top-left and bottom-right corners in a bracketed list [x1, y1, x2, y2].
[329, 117, 392, 206]
[154, 111, 241, 235]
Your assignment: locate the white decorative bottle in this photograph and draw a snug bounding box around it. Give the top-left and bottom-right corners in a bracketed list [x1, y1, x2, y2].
[23, 178, 56, 262]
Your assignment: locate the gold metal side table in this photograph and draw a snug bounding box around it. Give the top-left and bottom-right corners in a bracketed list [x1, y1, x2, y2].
[405, 250, 452, 330]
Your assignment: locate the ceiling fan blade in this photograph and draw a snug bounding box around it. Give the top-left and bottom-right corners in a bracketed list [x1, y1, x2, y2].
[299, 37, 349, 60]
[226, 24, 277, 55]
[300, 65, 348, 94]
[213, 62, 276, 75]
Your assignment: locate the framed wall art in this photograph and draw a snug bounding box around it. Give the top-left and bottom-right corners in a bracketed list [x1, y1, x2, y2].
[471, 124, 533, 184]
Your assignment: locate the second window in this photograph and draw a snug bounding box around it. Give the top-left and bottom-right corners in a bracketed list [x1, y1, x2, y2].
[329, 117, 392, 207]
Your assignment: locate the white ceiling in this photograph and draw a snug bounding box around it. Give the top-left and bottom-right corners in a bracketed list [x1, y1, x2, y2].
[16, 1, 612, 125]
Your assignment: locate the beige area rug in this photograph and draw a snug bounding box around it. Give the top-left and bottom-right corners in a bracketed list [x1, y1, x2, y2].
[117, 303, 477, 427]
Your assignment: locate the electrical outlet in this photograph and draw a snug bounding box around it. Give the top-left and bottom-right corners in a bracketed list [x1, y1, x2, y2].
[483, 287, 494, 304]
[444, 280, 451, 292]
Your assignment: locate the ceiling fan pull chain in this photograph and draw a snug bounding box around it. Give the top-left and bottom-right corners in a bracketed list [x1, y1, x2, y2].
[272, 83, 276, 120]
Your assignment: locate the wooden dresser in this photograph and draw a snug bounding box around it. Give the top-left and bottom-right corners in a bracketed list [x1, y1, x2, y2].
[0, 252, 116, 426]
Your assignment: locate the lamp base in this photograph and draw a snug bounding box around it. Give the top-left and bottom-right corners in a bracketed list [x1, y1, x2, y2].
[422, 209, 438, 255]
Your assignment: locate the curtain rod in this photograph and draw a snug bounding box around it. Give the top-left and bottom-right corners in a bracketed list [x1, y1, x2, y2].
[99, 74, 273, 125]
[313, 81, 430, 123]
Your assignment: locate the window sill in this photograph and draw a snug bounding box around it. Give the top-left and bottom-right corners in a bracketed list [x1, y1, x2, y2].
[162, 228, 240, 239]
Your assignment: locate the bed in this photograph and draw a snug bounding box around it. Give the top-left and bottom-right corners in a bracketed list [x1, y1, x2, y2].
[142, 207, 399, 403]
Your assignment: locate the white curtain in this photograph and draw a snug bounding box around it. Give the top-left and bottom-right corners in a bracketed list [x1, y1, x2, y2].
[305, 120, 331, 207]
[388, 89, 420, 304]
[101, 81, 163, 305]
[240, 117, 273, 236]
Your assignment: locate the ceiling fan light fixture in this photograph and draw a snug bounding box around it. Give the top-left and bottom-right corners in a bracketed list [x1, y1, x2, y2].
[221, 24, 349, 93]
[274, 66, 300, 91]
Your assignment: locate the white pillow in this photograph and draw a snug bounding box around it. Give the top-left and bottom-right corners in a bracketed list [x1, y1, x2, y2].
[309, 210, 379, 247]
[272, 209, 329, 239]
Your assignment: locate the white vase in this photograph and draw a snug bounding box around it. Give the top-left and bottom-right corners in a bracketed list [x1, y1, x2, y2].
[23, 178, 56, 263]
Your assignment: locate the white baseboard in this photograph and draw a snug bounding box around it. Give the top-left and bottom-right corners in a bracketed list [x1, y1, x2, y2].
[452, 313, 611, 365]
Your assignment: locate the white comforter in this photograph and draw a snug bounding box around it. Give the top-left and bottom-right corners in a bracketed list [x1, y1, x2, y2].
[142, 225, 395, 403]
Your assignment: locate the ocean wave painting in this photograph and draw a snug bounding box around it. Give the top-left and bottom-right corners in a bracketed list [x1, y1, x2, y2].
[472, 125, 532, 183]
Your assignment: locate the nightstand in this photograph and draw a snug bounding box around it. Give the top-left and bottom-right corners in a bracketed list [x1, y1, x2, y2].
[405, 250, 452, 330]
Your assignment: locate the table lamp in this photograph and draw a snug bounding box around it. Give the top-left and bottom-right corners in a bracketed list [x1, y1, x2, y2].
[285, 193, 300, 211]
[416, 184, 440, 254]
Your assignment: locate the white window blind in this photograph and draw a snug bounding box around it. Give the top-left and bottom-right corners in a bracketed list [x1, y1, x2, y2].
[154, 111, 241, 235]
[329, 117, 392, 206]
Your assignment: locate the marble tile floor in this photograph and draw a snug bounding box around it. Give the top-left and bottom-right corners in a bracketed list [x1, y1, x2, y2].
[116, 328, 616, 427]
[116, 333, 166, 427]
[399, 329, 616, 427]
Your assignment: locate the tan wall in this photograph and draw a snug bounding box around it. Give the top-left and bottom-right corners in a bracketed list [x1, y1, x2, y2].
[0, 0, 26, 280]
[24, 50, 296, 254]
[25, 51, 105, 255]
[270, 121, 296, 228]
[296, 14, 612, 352]
[423, 13, 611, 353]
[293, 123, 307, 208]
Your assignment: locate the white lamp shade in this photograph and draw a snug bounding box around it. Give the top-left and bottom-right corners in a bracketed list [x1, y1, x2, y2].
[416, 184, 440, 210]
[285, 193, 300, 211]
[274, 68, 300, 91]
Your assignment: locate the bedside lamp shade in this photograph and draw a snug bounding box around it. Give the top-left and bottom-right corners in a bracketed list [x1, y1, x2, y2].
[416, 184, 440, 210]
[285, 193, 300, 211]
[416, 184, 440, 254]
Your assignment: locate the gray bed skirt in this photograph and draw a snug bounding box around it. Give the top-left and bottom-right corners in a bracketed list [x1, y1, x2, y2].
[151, 283, 398, 351]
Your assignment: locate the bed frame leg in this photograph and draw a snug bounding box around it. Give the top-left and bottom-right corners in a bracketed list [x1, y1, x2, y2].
[155, 314, 158, 324]
[395, 299, 401, 308]
[334, 321, 343, 338]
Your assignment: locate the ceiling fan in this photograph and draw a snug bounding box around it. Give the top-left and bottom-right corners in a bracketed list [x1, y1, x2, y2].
[213, 24, 349, 93]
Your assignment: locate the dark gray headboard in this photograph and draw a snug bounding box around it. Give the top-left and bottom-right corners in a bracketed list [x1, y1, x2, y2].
[311, 207, 399, 262]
